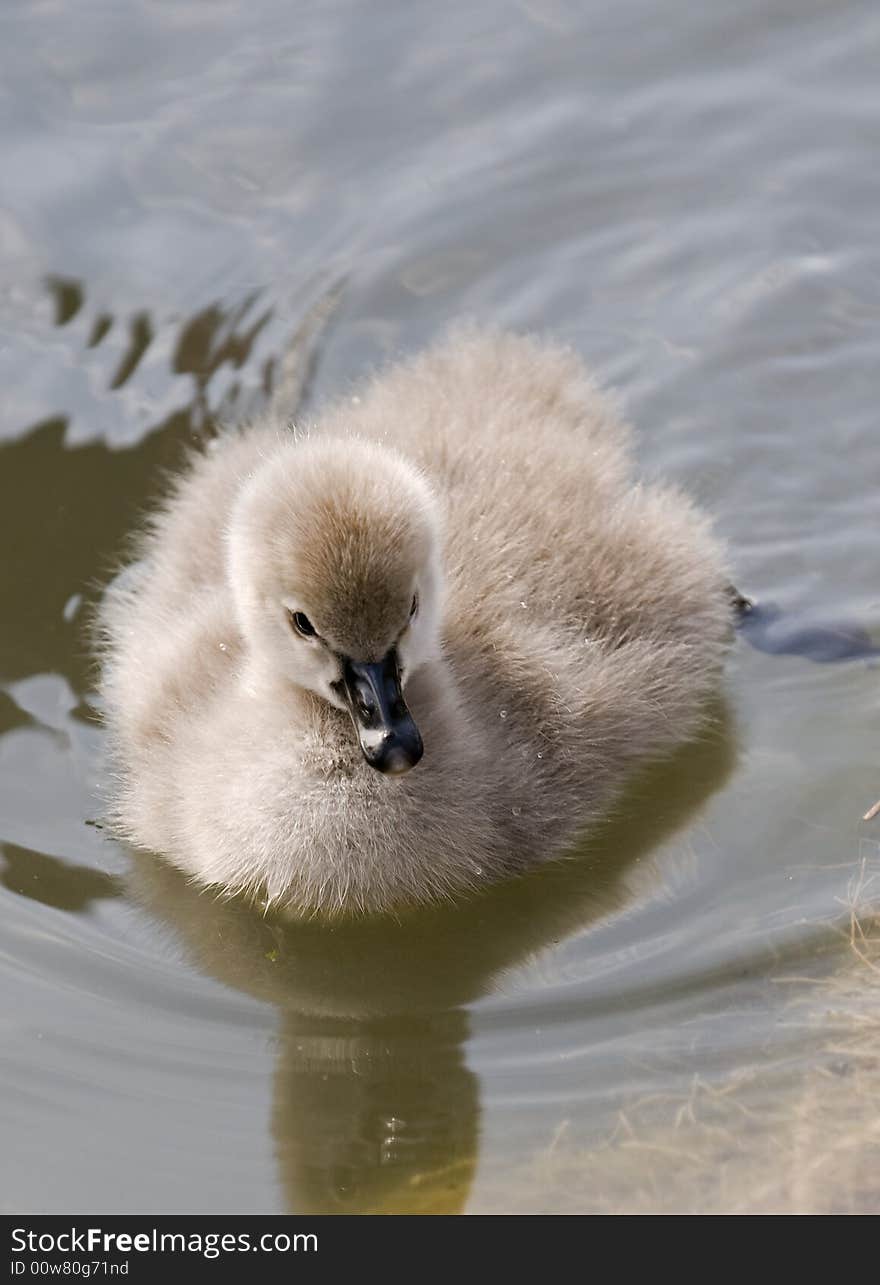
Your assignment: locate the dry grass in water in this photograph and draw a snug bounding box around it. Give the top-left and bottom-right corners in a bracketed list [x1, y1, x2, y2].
[472, 860, 880, 1213]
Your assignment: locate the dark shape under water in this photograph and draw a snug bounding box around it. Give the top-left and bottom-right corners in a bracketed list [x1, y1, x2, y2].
[735, 597, 880, 663]
[0, 843, 120, 912]
[45, 275, 84, 327]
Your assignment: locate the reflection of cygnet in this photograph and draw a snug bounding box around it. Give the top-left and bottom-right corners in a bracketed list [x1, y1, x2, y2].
[122, 720, 734, 1214]
[97, 328, 733, 915]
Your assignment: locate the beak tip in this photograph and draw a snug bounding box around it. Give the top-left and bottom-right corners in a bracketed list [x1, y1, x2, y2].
[384, 745, 423, 776]
[365, 734, 423, 776]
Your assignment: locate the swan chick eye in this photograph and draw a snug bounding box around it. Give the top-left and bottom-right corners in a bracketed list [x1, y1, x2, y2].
[289, 610, 316, 638]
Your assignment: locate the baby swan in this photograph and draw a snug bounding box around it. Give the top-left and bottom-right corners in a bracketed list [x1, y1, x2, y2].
[97, 328, 734, 916]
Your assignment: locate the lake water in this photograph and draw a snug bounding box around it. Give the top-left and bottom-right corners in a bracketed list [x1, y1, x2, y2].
[1, 0, 879, 1214]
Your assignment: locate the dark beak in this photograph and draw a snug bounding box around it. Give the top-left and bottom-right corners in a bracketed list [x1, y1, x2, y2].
[340, 650, 423, 775]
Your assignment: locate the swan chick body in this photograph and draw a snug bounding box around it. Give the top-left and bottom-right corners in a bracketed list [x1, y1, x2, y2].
[97, 328, 733, 915]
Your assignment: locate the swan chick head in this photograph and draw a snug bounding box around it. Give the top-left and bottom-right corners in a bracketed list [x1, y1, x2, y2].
[227, 437, 443, 774]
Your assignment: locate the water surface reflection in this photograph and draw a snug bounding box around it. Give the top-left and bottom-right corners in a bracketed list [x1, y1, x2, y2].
[122, 716, 734, 1213]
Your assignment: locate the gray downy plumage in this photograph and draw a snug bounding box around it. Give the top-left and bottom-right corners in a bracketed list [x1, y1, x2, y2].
[95, 326, 735, 916]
